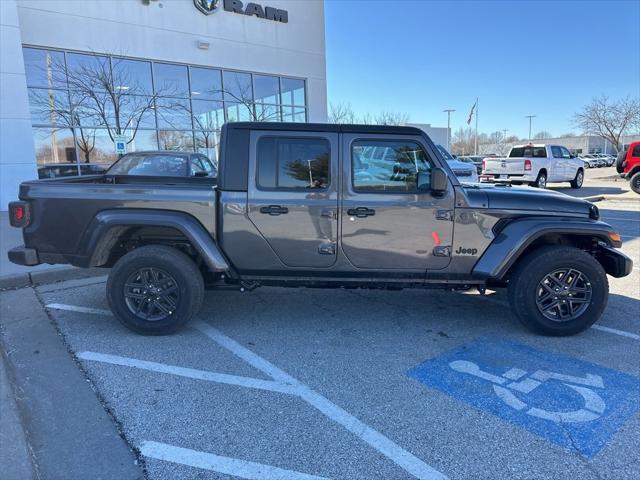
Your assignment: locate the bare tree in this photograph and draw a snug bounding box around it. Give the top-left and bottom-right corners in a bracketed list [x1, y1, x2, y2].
[374, 111, 410, 126]
[533, 131, 553, 140]
[30, 53, 165, 162]
[328, 102, 357, 124]
[64, 55, 161, 143]
[574, 95, 640, 151]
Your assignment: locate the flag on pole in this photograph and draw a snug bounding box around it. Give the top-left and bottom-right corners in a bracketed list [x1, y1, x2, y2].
[467, 100, 477, 125]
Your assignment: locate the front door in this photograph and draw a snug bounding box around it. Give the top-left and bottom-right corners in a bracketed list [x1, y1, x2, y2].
[340, 134, 455, 271]
[247, 130, 339, 268]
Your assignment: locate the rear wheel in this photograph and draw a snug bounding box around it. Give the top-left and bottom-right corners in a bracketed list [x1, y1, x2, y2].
[531, 171, 547, 188]
[615, 151, 626, 173]
[107, 245, 204, 335]
[630, 171, 640, 194]
[508, 246, 608, 336]
[570, 169, 584, 189]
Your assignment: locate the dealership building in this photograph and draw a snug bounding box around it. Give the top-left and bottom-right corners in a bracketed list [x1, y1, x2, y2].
[0, 0, 328, 208]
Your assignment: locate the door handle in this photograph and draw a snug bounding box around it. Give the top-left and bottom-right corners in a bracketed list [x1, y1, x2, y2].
[259, 205, 289, 216]
[347, 207, 376, 218]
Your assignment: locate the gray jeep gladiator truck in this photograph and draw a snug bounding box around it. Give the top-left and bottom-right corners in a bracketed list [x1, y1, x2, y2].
[8, 123, 632, 336]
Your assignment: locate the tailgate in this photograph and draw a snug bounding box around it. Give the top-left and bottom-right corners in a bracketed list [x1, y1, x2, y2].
[483, 158, 525, 175]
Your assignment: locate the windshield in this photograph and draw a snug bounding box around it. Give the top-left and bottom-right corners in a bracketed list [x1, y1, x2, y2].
[107, 154, 189, 176]
[509, 147, 547, 158]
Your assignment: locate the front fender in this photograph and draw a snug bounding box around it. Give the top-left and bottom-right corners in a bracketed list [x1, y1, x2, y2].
[78, 209, 229, 272]
[472, 217, 620, 280]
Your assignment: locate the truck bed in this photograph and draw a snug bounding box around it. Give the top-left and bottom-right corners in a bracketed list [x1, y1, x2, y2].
[18, 175, 217, 265]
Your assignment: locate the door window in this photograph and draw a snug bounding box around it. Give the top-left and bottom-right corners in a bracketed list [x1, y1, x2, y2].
[632, 145, 640, 158]
[352, 140, 431, 192]
[561, 147, 572, 158]
[551, 146, 563, 158]
[257, 137, 330, 190]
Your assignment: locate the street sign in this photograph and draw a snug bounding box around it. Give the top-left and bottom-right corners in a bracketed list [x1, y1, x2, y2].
[114, 136, 127, 155]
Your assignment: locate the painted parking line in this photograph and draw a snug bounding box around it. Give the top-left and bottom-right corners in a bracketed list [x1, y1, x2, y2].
[477, 296, 640, 341]
[140, 441, 329, 480]
[46, 303, 111, 316]
[591, 325, 640, 341]
[194, 321, 448, 480]
[47, 303, 448, 480]
[77, 351, 297, 395]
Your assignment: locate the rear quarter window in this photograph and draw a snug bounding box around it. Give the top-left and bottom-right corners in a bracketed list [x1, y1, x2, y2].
[509, 147, 547, 158]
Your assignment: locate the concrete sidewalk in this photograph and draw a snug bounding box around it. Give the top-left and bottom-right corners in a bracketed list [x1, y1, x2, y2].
[0, 351, 34, 480]
[1, 212, 103, 289]
[0, 287, 143, 479]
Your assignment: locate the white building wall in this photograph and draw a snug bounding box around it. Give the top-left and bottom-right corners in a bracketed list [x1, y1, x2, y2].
[0, 0, 38, 210]
[0, 0, 328, 209]
[407, 123, 450, 149]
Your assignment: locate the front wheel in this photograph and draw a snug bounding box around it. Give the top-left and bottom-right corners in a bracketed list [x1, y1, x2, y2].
[507, 246, 608, 336]
[630, 172, 640, 194]
[570, 169, 584, 189]
[107, 245, 204, 335]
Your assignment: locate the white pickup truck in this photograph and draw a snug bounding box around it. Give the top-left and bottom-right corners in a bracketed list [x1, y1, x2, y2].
[481, 143, 585, 189]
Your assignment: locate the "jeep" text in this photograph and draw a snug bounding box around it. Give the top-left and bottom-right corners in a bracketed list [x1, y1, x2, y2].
[455, 246, 478, 255]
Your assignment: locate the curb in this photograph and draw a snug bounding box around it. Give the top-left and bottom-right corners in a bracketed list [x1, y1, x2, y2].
[0, 267, 107, 291]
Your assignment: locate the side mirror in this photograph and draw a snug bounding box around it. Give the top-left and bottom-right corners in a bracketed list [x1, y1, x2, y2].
[430, 167, 448, 195]
[417, 167, 448, 194]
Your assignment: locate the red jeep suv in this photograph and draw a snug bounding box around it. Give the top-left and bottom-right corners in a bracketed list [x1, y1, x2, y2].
[616, 141, 640, 194]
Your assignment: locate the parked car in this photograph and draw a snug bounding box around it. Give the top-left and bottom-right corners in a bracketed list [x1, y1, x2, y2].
[616, 141, 640, 194]
[481, 143, 585, 188]
[107, 151, 217, 177]
[579, 156, 598, 169]
[458, 155, 484, 174]
[38, 163, 109, 179]
[8, 122, 631, 336]
[435, 145, 479, 183]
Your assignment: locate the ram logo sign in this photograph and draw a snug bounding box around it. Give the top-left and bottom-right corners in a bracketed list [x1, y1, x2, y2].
[191, 0, 289, 23]
[193, 0, 219, 15]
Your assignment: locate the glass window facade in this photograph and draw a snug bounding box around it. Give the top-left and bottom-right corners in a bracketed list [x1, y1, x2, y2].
[22, 47, 308, 177]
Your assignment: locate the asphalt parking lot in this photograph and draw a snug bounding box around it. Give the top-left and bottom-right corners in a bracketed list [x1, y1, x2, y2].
[5, 199, 632, 480]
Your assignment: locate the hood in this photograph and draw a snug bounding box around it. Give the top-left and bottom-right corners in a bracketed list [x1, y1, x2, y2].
[447, 159, 475, 171]
[469, 184, 595, 216]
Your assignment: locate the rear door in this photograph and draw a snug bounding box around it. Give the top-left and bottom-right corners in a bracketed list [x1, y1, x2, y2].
[340, 134, 455, 271]
[247, 130, 339, 268]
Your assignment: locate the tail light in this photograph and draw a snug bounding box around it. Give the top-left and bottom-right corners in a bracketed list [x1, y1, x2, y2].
[524, 159, 532, 171]
[9, 201, 31, 228]
[482, 159, 486, 172]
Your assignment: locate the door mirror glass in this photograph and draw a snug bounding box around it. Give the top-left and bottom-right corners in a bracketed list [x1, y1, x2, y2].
[417, 170, 431, 191]
[430, 167, 448, 194]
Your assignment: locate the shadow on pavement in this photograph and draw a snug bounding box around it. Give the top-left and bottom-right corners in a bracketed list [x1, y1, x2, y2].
[550, 185, 629, 198]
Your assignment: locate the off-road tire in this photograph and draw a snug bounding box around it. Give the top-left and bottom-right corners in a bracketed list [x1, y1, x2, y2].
[616, 151, 626, 174]
[507, 246, 608, 336]
[531, 171, 547, 189]
[630, 171, 640, 194]
[570, 169, 584, 189]
[107, 245, 204, 335]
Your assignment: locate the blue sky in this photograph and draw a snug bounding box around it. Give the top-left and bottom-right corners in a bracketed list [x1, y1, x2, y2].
[324, 0, 640, 138]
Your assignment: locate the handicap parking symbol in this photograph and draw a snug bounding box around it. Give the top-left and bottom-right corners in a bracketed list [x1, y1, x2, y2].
[407, 337, 640, 457]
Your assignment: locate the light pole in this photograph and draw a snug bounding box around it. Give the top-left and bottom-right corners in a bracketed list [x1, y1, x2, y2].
[525, 115, 536, 140]
[443, 109, 455, 151]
